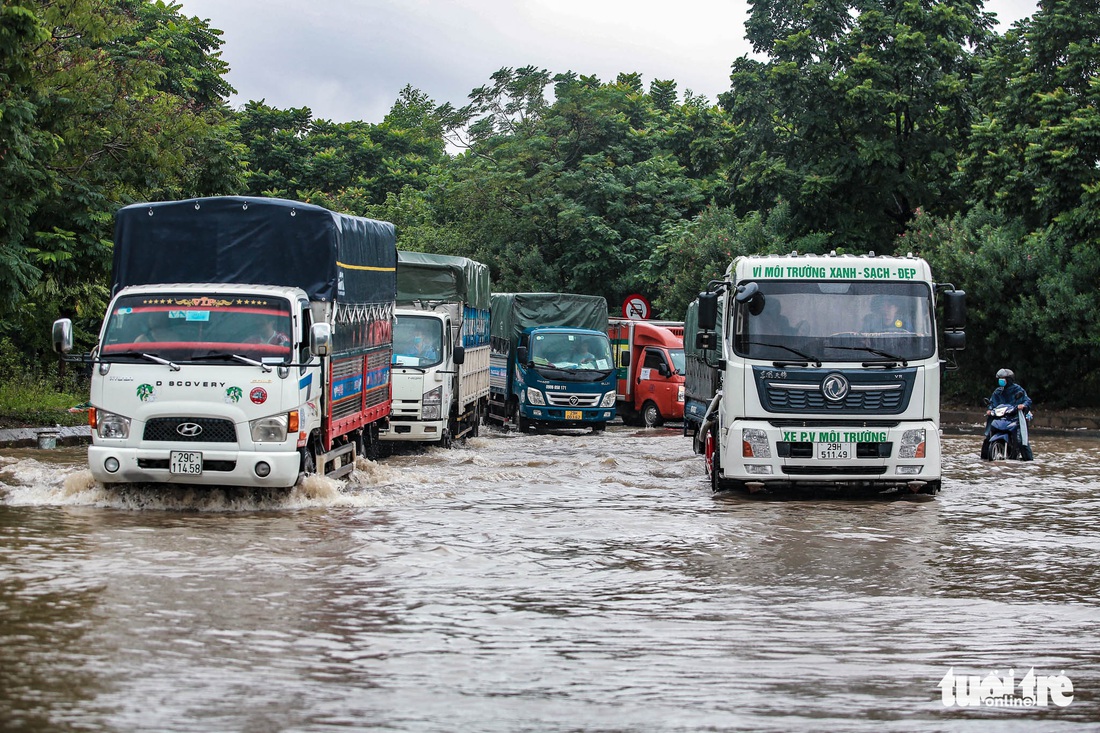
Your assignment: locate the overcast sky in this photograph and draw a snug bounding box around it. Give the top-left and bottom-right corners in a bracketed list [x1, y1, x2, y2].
[175, 0, 1039, 125]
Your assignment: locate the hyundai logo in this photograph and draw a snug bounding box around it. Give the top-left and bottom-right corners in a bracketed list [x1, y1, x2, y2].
[177, 422, 203, 437]
[821, 374, 850, 402]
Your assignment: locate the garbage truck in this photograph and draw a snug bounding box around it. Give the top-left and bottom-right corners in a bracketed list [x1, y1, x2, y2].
[693, 252, 966, 495]
[608, 318, 685, 427]
[52, 196, 397, 487]
[487, 293, 616, 433]
[380, 251, 491, 448]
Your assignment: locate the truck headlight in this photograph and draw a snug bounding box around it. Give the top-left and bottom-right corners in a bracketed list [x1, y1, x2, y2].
[250, 414, 289, 443]
[742, 428, 771, 458]
[600, 391, 616, 408]
[422, 386, 443, 420]
[526, 387, 546, 405]
[898, 429, 926, 458]
[677, 385, 685, 402]
[97, 411, 131, 439]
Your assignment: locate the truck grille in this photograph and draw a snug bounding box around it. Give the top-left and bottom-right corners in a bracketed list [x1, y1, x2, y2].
[143, 417, 238, 443]
[755, 367, 915, 415]
[545, 392, 600, 407]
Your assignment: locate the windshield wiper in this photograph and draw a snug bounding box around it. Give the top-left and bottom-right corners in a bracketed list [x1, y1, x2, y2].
[137, 352, 181, 371]
[744, 340, 821, 367]
[194, 352, 273, 372]
[824, 345, 908, 367]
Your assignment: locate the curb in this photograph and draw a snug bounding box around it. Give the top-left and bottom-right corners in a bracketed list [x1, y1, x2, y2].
[0, 426, 91, 449]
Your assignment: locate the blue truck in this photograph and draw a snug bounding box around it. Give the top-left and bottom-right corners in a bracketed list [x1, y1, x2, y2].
[487, 293, 616, 433]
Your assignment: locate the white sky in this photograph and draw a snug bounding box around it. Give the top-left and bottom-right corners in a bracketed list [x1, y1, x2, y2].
[176, 0, 1039, 125]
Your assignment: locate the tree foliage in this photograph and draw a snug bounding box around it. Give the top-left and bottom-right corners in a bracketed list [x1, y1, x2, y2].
[723, 0, 995, 250]
[0, 0, 243, 363]
[5, 0, 1100, 408]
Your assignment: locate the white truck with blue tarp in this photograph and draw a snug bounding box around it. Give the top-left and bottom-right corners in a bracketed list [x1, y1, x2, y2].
[487, 293, 616, 433]
[380, 251, 491, 447]
[694, 253, 966, 495]
[53, 196, 396, 487]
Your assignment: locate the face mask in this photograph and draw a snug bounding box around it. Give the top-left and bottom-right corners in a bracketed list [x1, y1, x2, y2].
[998, 378, 1007, 387]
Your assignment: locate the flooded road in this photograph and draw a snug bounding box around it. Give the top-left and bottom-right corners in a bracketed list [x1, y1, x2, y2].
[2, 426, 1098, 731]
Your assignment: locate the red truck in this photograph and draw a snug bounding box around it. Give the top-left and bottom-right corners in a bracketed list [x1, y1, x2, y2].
[608, 318, 686, 427]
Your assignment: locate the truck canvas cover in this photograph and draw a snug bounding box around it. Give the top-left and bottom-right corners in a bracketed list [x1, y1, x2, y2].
[490, 293, 609, 348]
[111, 196, 396, 305]
[396, 251, 489, 310]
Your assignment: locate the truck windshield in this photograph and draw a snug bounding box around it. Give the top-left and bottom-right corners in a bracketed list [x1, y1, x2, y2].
[733, 281, 935, 362]
[99, 293, 293, 362]
[530, 332, 614, 379]
[669, 349, 685, 375]
[393, 314, 443, 368]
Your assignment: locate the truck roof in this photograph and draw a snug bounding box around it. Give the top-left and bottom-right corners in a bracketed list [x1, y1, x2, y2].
[490, 293, 609, 345]
[728, 252, 933, 283]
[112, 197, 396, 305]
[396, 251, 490, 310]
[608, 319, 685, 349]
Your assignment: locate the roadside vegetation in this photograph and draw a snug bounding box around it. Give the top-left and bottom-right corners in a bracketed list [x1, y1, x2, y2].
[2, 0, 1098, 410]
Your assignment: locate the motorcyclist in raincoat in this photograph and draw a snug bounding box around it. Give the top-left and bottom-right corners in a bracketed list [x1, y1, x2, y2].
[982, 368, 1033, 460]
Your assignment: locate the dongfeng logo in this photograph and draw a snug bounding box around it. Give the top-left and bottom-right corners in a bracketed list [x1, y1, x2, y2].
[821, 373, 850, 402]
[176, 422, 203, 437]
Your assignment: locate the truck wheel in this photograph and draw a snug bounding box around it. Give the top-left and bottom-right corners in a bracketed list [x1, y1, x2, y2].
[514, 405, 532, 434]
[642, 401, 663, 428]
[705, 428, 725, 492]
[439, 429, 453, 449]
[299, 447, 316, 477]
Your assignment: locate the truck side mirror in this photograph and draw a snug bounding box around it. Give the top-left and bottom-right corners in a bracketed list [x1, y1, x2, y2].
[52, 318, 73, 354]
[696, 331, 716, 351]
[620, 350, 630, 368]
[735, 282, 765, 316]
[453, 345, 465, 365]
[310, 322, 332, 357]
[698, 292, 718, 330]
[658, 364, 670, 378]
[944, 330, 966, 351]
[517, 345, 528, 365]
[942, 290, 966, 330]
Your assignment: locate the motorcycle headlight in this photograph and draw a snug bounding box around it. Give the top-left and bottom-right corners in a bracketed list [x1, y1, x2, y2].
[600, 391, 617, 408]
[250, 414, 289, 443]
[899, 429, 926, 459]
[526, 387, 546, 406]
[422, 386, 443, 420]
[97, 411, 131, 439]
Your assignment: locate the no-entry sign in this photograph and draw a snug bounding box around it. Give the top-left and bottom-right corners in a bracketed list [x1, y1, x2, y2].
[622, 294, 651, 320]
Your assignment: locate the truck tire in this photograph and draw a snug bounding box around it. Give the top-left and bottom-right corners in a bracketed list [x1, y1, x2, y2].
[642, 401, 663, 428]
[705, 427, 726, 492]
[514, 404, 533, 434]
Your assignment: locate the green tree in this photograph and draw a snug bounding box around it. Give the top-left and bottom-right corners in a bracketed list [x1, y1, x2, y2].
[723, 0, 995, 250]
[1, 0, 243, 365]
[960, 0, 1100, 237]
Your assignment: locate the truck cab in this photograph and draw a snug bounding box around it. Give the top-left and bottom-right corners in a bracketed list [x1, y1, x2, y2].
[609, 319, 685, 427]
[512, 327, 617, 433]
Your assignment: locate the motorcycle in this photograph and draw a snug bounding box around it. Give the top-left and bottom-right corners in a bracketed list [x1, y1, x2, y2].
[981, 401, 1034, 461]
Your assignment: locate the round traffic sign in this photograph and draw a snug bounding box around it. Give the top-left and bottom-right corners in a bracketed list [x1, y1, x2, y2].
[622, 294, 651, 320]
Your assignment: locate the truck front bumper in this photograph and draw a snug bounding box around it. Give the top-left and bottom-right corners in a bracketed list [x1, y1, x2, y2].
[720, 421, 942, 491]
[88, 445, 302, 488]
[379, 418, 447, 443]
[522, 406, 615, 428]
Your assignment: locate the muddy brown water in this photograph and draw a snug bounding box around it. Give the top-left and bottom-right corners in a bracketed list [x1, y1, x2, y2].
[2, 426, 1098, 731]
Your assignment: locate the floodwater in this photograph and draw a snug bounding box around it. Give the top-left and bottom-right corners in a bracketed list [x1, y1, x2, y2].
[1, 426, 1098, 732]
